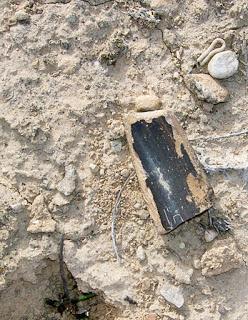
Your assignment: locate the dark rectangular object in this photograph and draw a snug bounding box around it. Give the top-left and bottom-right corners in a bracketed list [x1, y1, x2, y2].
[125, 110, 213, 233]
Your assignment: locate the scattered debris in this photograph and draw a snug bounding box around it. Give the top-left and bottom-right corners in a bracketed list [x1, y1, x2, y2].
[125, 110, 213, 233]
[98, 31, 127, 65]
[209, 215, 232, 234]
[135, 94, 162, 111]
[124, 295, 138, 305]
[160, 281, 184, 309]
[204, 229, 218, 242]
[128, 8, 161, 28]
[201, 240, 243, 277]
[208, 50, 239, 79]
[57, 165, 77, 196]
[185, 73, 229, 104]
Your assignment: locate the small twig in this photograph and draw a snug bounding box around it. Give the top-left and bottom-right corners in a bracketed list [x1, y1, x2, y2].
[111, 170, 135, 264]
[59, 234, 70, 302]
[190, 129, 248, 142]
[81, 0, 115, 6]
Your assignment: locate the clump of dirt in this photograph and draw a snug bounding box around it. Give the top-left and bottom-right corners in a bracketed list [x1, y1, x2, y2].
[1, 0, 248, 319]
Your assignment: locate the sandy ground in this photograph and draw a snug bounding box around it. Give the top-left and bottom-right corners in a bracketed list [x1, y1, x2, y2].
[1, 0, 248, 319]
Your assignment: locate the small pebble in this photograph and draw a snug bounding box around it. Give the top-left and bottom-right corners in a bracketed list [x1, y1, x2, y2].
[89, 163, 99, 174]
[204, 229, 218, 242]
[208, 50, 239, 79]
[136, 209, 150, 220]
[120, 168, 129, 178]
[160, 282, 184, 308]
[136, 246, 146, 262]
[179, 242, 186, 249]
[145, 314, 158, 320]
[134, 202, 142, 210]
[110, 140, 122, 153]
[15, 10, 30, 23]
[193, 258, 201, 270]
[135, 94, 162, 112]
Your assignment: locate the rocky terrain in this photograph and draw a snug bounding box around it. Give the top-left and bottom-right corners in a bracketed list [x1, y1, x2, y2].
[1, 0, 248, 319]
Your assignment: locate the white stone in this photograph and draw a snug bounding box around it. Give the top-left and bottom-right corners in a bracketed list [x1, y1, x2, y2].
[89, 163, 99, 174]
[160, 281, 184, 308]
[208, 50, 239, 79]
[204, 229, 218, 242]
[136, 246, 146, 262]
[179, 242, 186, 249]
[57, 165, 77, 196]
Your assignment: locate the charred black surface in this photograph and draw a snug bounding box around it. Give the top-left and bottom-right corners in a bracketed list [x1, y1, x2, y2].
[131, 116, 201, 231]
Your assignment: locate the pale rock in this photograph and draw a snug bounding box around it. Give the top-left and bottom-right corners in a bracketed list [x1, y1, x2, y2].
[134, 202, 142, 210]
[110, 139, 122, 153]
[10, 202, 23, 213]
[164, 261, 193, 284]
[150, 0, 178, 15]
[58, 219, 95, 240]
[89, 163, 99, 174]
[208, 50, 239, 79]
[185, 73, 229, 104]
[120, 168, 129, 178]
[174, 265, 193, 285]
[179, 242, 186, 249]
[145, 314, 158, 320]
[52, 192, 70, 206]
[135, 94, 162, 112]
[135, 209, 150, 220]
[160, 281, 184, 308]
[64, 237, 137, 305]
[27, 195, 56, 233]
[58, 55, 81, 75]
[149, 301, 163, 315]
[201, 239, 243, 276]
[15, 10, 30, 23]
[136, 246, 146, 262]
[204, 229, 218, 242]
[193, 258, 201, 269]
[57, 164, 77, 196]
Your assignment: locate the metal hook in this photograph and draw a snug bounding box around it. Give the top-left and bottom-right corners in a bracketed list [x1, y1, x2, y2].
[197, 38, 226, 66]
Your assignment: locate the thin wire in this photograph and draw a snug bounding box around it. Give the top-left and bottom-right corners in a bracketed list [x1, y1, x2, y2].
[190, 129, 248, 142]
[111, 170, 135, 264]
